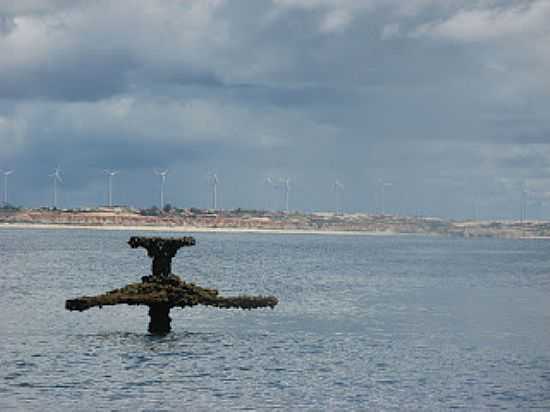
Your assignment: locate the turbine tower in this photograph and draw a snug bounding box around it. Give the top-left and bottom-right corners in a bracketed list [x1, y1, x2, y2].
[104, 169, 119, 207]
[520, 183, 528, 222]
[379, 180, 392, 215]
[279, 177, 291, 213]
[208, 172, 219, 210]
[333, 179, 344, 215]
[154, 169, 168, 210]
[49, 166, 62, 209]
[264, 177, 275, 211]
[1, 169, 14, 206]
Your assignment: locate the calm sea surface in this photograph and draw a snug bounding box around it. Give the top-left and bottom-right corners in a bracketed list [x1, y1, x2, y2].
[1, 228, 549, 410]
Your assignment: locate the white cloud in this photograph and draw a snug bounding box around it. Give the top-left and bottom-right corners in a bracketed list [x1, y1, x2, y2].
[413, 1, 550, 42]
[381, 23, 400, 40]
[272, 0, 372, 34]
[4, 93, 336, 155]
[0, 0, 83, 15]
[0, 15, 67, 70]
[411, 1, 550, 97]
[320, 9, 352, 33]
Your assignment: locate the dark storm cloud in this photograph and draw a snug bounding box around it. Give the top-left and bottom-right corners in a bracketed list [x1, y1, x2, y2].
[222, 83, 359, 108]
[1, 0, 550, 218]
[0, 15, 16, 35]
[16, 136, 222, 190]
[513, 131, 550, 145]
[0, 51, 136, 101]
[497, 152, 550, 170]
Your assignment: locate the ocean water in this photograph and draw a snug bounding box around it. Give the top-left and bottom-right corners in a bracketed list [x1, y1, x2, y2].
[1, 228, 549, 410]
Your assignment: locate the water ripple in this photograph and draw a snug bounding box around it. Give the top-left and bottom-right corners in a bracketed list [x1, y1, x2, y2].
[1, 230, 550, 410]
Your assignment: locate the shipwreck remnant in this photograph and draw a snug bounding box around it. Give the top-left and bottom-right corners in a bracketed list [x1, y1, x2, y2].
[66, 236, 278, 334]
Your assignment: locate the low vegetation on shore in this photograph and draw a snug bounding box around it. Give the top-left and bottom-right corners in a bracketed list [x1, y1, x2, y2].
[1, 206, 548, 239]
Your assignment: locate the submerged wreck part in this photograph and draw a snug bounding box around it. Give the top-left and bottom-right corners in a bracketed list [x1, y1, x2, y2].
[149, 304, 171, 334]
[66, 236, 278, 334]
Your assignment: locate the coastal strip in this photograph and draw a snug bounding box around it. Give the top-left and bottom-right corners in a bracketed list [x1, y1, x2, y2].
[0, 222, 402, 237]
[1, 207, 550, 239]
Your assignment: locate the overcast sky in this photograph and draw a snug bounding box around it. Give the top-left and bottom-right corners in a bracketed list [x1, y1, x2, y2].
[1, 0, 549, 219]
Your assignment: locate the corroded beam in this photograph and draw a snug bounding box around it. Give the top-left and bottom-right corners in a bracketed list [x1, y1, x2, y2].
[65, 277, 278, 312]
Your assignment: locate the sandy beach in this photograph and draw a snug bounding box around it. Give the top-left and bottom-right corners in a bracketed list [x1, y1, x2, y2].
[0, 222, 401, 237]
[2, 219, 548, 240]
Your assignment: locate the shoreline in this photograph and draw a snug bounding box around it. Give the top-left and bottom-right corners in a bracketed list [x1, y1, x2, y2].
[0, 222, 405, 237]
[1, 222, 549, 240]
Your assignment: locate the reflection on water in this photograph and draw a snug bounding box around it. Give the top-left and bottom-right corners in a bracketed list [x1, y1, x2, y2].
[1, 229, 550, 410]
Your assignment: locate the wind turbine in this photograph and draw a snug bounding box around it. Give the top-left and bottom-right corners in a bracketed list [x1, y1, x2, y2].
[264, 177, 275, 211]
[1, 169, 14, 206]
[379, 180, 392, 215]
[49, 166, 62, 209]
[520, 183, 528, 222]
[333, 179, 344, 215]
[154, 169, 168, 210]
[473, 196, 479, 221]
[103, 169, 119, 207]
[279, 177, 291, 213]
[208, 172, 219, 210]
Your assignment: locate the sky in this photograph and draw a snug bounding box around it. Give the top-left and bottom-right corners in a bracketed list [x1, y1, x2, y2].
[1, 0, 549, 219]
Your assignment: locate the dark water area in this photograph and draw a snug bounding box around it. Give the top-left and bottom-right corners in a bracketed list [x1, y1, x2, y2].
[1, 228, 549, 410]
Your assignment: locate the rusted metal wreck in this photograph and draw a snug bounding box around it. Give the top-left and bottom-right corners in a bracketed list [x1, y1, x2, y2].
[65, 236, 278, 334]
